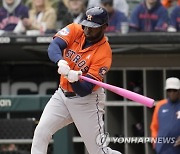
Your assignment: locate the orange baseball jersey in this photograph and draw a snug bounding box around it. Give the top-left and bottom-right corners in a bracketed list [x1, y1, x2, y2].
[150, 99, 167, 139]
[54, 23, 112, 92]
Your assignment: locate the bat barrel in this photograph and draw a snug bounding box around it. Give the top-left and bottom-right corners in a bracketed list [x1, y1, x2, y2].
[80, 76, 155, 108]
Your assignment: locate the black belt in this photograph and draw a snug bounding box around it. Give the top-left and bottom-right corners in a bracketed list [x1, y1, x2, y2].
[60, 88, 77, 97]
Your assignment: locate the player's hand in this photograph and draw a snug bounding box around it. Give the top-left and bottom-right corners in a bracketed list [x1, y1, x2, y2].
[57, 60, 70, 76]
[67, 70, 82, 83]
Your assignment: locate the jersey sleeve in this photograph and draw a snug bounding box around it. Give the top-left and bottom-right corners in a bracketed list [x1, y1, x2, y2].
[150, 99, 167, 138]
[155, 8, 169, 31]
[116, 12, 128, 31]
[23, 6, 29, 18]
[169, 7, 178, 29]
[54, 23, 81, 46]
[150, 105, 159, 139]
[129, 5, 141, 30]
[87, 46, 112, 81]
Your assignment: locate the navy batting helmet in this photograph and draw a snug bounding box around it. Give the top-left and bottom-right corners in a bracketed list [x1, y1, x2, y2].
[80, 6, 109, 28]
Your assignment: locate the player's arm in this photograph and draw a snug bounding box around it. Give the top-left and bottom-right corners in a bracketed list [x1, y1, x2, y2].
[68, 52, 111, 97]
[48, 37, 67, 63]
[65, 70, 96, 97]
[154, 8, 169, 31]
[48, 37, 71, 76]
[168, 7, 178, 31]
[150, 99, 167, 148]
[116, 13, 128, 32]
[150, 105, 159, 138]
[129, 5, 141, 32]
[70, 74, 96, 97]
[150, 104, 159, 149]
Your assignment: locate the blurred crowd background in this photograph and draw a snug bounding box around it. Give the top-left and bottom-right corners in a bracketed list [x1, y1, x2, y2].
[0, 0, 180, 36]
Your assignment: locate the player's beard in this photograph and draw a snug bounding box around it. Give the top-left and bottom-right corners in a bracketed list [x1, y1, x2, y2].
[85, 30, 104, 43]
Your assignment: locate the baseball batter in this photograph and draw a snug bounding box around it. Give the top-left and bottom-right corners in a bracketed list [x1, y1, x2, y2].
[31, 7, 122, 154]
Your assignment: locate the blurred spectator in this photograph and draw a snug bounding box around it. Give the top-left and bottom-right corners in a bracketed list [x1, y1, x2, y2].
[129, 0, 169, 32]
[168, 3, 180, 32]
[23, 0, 57, 34]
[0, 144, 18, 152]
[0, 144, 29, 154]
[0, 0, 29, 33]
[100, 0, 128, 33]
[128, 81, 143, 94]
[87, 0, 129, 17]
[57, 0, 86, 28]
[161, 0, 177, 8]
[132, 122, 144, 137]
[62, 0, 69, 7]
[57, 0, 73, 28]
[68, 0, 86, 23]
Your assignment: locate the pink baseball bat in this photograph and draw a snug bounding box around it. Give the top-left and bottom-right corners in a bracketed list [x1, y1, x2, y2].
[80, 76, 154, 108]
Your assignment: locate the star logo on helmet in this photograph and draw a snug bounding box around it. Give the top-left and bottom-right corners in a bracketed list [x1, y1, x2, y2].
[87, 15, 92, 21]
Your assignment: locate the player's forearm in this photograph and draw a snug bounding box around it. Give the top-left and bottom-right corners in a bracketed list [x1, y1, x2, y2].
[48, 41, 62, 63]
[70, 75, 95, 97]
[48, 38, 67, 63]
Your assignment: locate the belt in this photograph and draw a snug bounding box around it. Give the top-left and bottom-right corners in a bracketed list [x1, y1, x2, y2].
[60, 87, 77, 97]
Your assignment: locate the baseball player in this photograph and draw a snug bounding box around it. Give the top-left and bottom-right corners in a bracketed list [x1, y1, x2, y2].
[31, 7, 122, 154]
